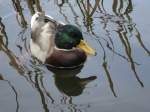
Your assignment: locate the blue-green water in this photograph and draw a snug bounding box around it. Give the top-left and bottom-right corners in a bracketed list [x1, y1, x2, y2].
[0, 0, 150, 112]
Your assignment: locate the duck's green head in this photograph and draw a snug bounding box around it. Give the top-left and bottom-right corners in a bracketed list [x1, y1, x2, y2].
[55, 25, 82, 49]
[55, 25, 96, 55]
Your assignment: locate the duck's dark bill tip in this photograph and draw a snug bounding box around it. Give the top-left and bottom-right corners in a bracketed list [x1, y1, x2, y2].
[87, 76, 97, 80]
[94, 52, 97, 56]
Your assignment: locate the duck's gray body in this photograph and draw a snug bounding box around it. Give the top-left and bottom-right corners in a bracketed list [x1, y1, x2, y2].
[30, 12, 63, 63]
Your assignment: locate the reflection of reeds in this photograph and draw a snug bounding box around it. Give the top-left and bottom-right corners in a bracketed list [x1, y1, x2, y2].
[60, 96, 75, 112]
[68, 3, 81, 27]
[124, 0, 133, 15]
[134, 26, 150, 56]
[35, 73, 50, 112]
[112, 0, 144, 87]
[34, 0, 42, 12]
[12, 0, 27, 28]
[0, 38, 24, 74]
[0, 74, 19, 112]
[0, 17, 8, 47]
[58, 6, 70, 23]
[26, 0, 43, 14]
[112, 0, 133, 15]
[27, 65, 55, 104]
[113, 0, 150, 56]
[77, 0, 100, 32]
[6, 79, 19, 112]
[59, 94, 89, 112]
[98, 34, 117, 97]
[0, 17, 25, 75]
[102, 59, 117, 97]
[26, 0, 35, 15]
[116, 25, 144, 87]
[12, 0, 43, 28]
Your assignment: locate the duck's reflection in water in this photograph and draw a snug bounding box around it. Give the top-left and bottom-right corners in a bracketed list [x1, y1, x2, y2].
[47, 66, 97, 96]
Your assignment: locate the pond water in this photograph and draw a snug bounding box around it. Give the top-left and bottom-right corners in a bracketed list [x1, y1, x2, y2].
[0, 0, 150, 112]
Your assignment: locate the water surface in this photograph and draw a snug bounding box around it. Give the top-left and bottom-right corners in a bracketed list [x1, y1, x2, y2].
[0, 0, 150, 112]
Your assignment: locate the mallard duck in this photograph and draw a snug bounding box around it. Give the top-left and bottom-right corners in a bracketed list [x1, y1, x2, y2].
[30, 12, 96, 69]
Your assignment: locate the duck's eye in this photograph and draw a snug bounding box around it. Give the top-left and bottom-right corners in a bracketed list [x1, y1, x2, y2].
[35, 17, 38, 20]
[44, 18, 49, 23]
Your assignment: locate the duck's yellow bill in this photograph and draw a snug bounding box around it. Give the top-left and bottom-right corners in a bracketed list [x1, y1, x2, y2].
[77, 40, 96, 55]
